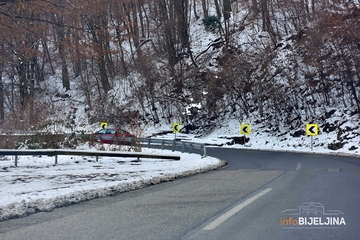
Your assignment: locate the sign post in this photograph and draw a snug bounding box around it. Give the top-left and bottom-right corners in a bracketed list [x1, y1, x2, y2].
[172, 122, 181, 140]
[240, 124, 251, 145]
[306, 123, 318, 151]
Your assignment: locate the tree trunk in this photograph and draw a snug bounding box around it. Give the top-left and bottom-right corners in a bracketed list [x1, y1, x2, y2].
[261, 0, 276, 45]
[159, 0, 177, 73]
[214, 0, 222, 19]
[0, 63, 4, 121]
[175, 0, 189, 49]
[193, 0, 199, 20]
[252, 0, 259, 16]
[18, 58, 27, 109]
[202, 0, 208, 18]
[138, 0, 146, 39]
[55, 16, 70, 91]
[223, 0, 231, 46]
[88, 16, 111, 93]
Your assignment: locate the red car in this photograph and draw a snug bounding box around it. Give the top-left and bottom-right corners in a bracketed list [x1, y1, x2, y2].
[92, 128, 136, 145]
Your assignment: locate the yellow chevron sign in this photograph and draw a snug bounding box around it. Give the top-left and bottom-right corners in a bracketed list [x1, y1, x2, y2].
[172, 122, 180, 133]
[100, 121, 108, 129]
[306, 124, 318, 136]
[240, 124, 250, 135]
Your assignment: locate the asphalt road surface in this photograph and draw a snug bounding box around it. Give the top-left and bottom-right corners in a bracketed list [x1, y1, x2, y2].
[1, 148, 360, 240]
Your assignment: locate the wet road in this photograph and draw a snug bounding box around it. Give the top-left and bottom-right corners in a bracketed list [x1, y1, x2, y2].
[1, 148, 360, 240]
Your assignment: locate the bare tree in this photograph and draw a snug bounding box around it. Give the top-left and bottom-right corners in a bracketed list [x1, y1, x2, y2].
[202, 0, 208, 17]
[0, 60, 4, 122]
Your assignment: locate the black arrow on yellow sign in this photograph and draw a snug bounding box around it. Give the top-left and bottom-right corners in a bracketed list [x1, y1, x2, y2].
[309, 126, 315, 134]
[240, 124, 250, 135]
[242, 126, 248, 134]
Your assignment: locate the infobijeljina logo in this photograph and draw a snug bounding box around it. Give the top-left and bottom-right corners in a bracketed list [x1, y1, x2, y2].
[280, 202, 346, 229]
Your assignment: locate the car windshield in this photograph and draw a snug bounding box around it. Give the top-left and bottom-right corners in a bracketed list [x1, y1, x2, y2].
[106, 129, 116, 134]
[97, 129, 107, 134]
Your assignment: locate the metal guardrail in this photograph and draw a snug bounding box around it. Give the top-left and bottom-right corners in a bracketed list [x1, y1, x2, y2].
[136, 138, 207, 158]
[0, 135, 207, 167]
[0, 149, 180, 167]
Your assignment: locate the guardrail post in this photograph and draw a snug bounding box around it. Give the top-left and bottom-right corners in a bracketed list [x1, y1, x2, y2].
[203, 145, 207, 157]
[181, 142, 185, 153]
[147, 139, 151, 148]
[96, 156, 99, 162]
[55, 155, 58, 165]
[189, 143, 193, 154]
[15, 155, 18, 167]
[172, 139, 176, 152]
[161, 140, 164, 150]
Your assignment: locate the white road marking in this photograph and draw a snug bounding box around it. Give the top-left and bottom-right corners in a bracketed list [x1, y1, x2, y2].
[202, 188, 273, 230]
[327, 168, 340, 172]
[295, 163, 301, 171]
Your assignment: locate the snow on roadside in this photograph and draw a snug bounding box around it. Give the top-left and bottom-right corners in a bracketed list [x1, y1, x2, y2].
[0, 147, 225, 222]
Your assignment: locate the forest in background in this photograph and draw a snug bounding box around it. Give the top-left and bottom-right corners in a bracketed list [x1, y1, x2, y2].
[0, 0, 359, 134]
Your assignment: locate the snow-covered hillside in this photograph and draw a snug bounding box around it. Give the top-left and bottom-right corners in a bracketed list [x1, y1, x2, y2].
[0, 1, 359, 155]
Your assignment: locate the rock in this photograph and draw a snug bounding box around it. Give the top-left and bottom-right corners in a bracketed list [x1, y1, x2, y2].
[325, 109, 336, 118]
[349, 146, 358, 151]
[327, 142, 345, 150]
[291, 129, 305, 137]
[322, 122, 337, 133]
[230, 136, 249, 145]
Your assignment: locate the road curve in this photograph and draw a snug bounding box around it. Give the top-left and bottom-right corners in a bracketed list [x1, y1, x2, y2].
[0, 148, 359, 240]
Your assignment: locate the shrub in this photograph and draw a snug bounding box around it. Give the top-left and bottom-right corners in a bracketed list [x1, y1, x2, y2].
[202, 15, 221, 34]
